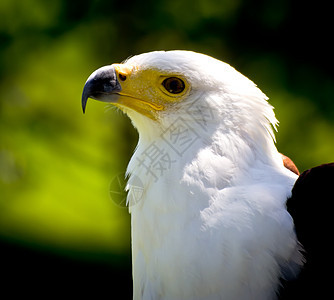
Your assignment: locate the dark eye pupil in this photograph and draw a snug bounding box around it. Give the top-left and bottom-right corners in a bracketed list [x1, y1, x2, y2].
[119, 74, 127, 81]
[162, 77, 185, 94]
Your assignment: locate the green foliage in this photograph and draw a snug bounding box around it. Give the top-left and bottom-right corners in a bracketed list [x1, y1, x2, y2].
[0, 0, 333, 260]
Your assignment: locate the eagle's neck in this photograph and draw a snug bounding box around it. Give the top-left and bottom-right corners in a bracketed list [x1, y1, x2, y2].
[126, 117, 298, 299]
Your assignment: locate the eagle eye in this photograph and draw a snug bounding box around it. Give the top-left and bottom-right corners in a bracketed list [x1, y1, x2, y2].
[118, 74, 127, 81]
[162, 77, 185, 94]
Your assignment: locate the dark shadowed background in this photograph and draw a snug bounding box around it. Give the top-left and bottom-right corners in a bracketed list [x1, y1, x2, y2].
[1, 0, 333, 297]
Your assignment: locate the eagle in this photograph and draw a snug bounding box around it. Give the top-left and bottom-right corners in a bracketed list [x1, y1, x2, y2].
[81, 50, 333, 299]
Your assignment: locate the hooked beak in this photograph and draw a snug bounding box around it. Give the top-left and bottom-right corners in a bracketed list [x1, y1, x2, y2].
[81, 65, 122, 113]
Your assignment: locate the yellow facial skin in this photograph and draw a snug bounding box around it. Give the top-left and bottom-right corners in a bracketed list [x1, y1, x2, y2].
[112, 64, 190, 120]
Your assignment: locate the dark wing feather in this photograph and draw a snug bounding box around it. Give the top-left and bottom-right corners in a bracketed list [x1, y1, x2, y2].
[279, 163, 334, 299]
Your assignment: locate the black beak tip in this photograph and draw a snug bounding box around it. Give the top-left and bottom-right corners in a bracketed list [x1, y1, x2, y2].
[81, 80, 92, 114]
[81, 93, 88, 114]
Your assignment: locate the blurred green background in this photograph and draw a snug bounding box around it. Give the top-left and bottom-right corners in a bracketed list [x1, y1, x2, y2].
[1, 0, 333, 296]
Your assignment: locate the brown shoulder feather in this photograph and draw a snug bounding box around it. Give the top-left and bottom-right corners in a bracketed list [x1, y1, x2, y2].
[281, 154, 300, 175]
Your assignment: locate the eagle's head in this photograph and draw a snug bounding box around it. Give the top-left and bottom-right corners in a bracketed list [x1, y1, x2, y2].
[82, 50, 277, 145]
